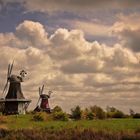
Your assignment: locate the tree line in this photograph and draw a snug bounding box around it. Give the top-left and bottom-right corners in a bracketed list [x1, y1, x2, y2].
[31, 105, 140, 121]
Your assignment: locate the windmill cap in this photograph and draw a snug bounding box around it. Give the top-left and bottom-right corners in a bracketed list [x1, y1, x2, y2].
[40, 94, 50, 99]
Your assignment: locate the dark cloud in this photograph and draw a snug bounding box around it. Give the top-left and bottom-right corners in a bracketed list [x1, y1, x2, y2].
[119, 28, 140, 52]
[1, 0, 140, 13]
[60, 58, 102, 74]
[112, 14, 140, 52]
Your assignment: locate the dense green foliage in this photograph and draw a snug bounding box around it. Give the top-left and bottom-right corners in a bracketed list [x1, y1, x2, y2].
[106, 106, 125, 118]
[71, 106, 82, 120]
[52, 111, 68, 121]
[90, 105, 106, 119]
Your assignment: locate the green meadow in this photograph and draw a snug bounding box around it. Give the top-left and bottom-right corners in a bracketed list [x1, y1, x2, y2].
[1, 114, 139, 132]
[0, 114, 140, 140]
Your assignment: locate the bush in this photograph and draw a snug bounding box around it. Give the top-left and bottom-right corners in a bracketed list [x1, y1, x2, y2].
[71, 106, 82, 120]
[53, 106, 63, 113]
[52, 111, 68, 121]
[32, 112, 46, 121]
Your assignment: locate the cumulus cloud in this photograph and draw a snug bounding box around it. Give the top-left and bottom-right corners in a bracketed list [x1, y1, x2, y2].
[15, 20, 50, 49]
[0, 20, 140, 112]
[48, 28, 90, 60]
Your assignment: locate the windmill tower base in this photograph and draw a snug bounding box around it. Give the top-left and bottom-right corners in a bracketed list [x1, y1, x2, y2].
[34, 105, 51, 113]
[0, 99, 31, 115]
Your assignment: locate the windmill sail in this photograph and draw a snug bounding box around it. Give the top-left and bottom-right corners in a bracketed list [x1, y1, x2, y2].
[41, 85, 44, 94]
[2, 61, 14, 96]
[36, 87, 41, 107]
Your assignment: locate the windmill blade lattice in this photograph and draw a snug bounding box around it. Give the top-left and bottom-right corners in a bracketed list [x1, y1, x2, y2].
[9, 60, 14, 77]
[36, 86, 44, 107]
[2, 61, 14, 96]
[39, 87, 41, 95]
[41, 85, 44, 95]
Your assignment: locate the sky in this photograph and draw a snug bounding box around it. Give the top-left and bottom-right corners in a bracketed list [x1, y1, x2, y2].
[0, 0, 140, 113]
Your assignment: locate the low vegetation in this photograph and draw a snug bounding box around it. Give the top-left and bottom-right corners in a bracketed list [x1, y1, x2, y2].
[0, 105, 140, 140]
[0, 128, 140, 140]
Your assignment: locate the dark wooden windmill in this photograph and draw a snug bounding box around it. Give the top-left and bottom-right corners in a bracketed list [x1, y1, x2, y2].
[0, 61, 31, 115]
[34, 85, 52, 113]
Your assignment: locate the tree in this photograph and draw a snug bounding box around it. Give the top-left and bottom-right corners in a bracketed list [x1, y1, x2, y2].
[106, 106, 125, 118]
[129, 109, 135, 117]
[86, 111, 95, 120]
[90, 105, 106, 119]
[133, 113, 140, 118]
[82, 108, 95, 120]
[71, 106, 82, 120]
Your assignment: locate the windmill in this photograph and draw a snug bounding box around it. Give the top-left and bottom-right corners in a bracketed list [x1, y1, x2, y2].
[0, 61, 31, 115]
[34, 85, 52, 113]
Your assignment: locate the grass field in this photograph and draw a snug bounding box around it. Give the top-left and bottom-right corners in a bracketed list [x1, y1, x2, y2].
[6, 115, 140, 131]
[0, 114, 140, 131]
[0, 114, 140, 140]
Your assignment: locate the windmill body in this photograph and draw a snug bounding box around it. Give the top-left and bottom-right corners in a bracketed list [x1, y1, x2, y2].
[0, 62, 31, 115]
[34, 85, 52, 113]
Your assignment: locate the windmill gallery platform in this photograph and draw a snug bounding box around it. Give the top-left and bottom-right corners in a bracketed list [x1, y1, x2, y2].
[0, 62, 31, 115]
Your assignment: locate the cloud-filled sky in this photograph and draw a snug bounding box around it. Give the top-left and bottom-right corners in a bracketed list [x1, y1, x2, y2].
[0, 0, 140, 113]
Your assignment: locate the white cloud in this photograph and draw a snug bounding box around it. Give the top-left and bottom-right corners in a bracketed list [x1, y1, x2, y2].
[15, 20, 50, 49]
[0, 20, 140, 113]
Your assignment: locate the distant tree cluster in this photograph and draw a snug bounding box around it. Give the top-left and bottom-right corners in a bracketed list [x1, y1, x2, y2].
[70, 105, 140, 120]
[129, 109, 140, 118]
[71, 105, 106, 120]
[31, 105, 140, 121]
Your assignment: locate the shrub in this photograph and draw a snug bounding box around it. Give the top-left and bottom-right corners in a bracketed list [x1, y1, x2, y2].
[53, 106, 63, 113]
[52, 111, 68, 121]
[32, 112, 46, 121]
[71, 106, 82, 120]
